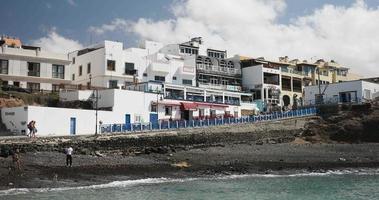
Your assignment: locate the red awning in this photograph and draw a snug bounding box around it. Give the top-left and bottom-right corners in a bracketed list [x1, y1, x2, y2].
[181, 102, 198, 110]
[196, 102, 229, 108]
[153, 101, 181, 106]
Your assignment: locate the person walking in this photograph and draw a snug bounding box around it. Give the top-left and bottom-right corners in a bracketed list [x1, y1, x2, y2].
[31, 121, 37, 138]
[27, 120, 34, 138]
[65, 147, 73, 167]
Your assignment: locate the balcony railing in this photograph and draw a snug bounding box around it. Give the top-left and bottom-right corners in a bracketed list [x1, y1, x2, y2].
[28, 71, 40, 77]
[164, 94, 240, 106]
[125, 69, 138, 76]
[281, 68, 309, 76]
[196, 64, 241, 76]
[198, 82, 242, 92]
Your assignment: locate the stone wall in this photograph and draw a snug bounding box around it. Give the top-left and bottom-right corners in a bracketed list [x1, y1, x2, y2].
[0, 117, 314, 157]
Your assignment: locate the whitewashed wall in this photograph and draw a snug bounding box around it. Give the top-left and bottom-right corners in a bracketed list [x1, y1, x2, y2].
[304, 80, 379, 105]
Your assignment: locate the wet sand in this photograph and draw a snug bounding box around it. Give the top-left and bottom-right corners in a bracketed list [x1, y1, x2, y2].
[1, 142, 379, 190]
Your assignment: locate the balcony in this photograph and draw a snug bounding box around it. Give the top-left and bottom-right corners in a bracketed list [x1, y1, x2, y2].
[124, 69, 138, 76]
[196, 64, 241, 77]
[198, 82, 242, 92]
[281, 68, 309, 76]
[28, 71, 40, 77]
[149, 62, 170, 74]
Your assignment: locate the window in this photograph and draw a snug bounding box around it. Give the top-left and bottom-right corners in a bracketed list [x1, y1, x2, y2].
[135, 115, 142, 123]
[27, 82, 40, 91]
[199, 109, 204, 117]
[165, 106, 172, 116]
[27, 62, 40, 77]
[79, 65, 82, 76]
[107, 60, 116, 71]
[173, 76, 177, 80]
[52, 84, 61, 92]
[151, 103, 157, 112]
[180, 48, 185, 53]
[154, 76, 165, 82]
[87, 63, 91, 74]
[52, 64, 65, 79]
[125, 62, 135, 75]
[143, 73, 148, 77]
[72, 74, 75, 81]
[182, 79, 192, 85]
[109, 80, 118, 89]
[227, 61, 234, 69]
[0, 59, 8, 74]
[72, 57, 75, 64]
[364, 89, 371, 99]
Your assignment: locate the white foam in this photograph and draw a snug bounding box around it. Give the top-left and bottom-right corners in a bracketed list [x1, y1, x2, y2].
[1, 168, 379, 196]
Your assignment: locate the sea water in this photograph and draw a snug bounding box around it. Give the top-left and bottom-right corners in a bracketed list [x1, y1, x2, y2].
[1, 169, 379, 200]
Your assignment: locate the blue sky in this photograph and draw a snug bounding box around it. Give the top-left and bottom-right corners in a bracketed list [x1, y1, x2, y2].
[1, 0, 378, 46]
[2, 0, 379, 75]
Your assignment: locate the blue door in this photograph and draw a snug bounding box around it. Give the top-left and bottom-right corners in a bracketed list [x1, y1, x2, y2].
[125, 114, 131, 124]
[70, 117, 76, 135]
[150, 113, 158, 123]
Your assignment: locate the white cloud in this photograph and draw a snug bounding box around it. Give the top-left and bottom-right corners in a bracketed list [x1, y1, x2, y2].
[89, 18, 131, 35]
[67, 0, 76, 6]
[31, 29, 83, 54]
[88, 0, 379, 76]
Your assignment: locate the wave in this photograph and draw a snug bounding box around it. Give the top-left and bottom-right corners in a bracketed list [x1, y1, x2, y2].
[1, 168, 379, 196]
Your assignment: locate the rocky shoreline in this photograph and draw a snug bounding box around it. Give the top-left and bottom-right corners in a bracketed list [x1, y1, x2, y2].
[1, 142, 379, 190]
[1, 116, 379, 190]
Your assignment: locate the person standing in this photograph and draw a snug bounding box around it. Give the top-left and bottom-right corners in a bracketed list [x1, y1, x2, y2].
[31, 121, 37, 138]
[27, 120, 34, 138]
[12, 148, 21, 171]
[65, 147, 73, 167]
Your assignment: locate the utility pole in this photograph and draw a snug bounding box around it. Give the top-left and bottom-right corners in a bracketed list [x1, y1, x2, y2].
[95, 89, 98, 135]
[89, 74, 92, 89]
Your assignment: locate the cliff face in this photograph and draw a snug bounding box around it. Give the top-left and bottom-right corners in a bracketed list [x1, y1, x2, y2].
[302, 103, 379, 143]
[0, 98, 25, 108]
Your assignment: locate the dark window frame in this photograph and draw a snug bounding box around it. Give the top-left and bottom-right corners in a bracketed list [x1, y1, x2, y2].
[27, 62, 40, 77]
[87, 63, 91, 74]
[182, 79, 192, 85]
[125, 62, 135, 75]
[52, 64, 65, 79]
[79, 65, 83, 76]
[107, 60, 116, 71]
[154, 76, 165, 82]
[0, 59, 9, 74]
[165, 106, 172, 116]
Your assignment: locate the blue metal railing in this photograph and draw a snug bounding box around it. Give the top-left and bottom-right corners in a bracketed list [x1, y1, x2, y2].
[100, 107, 318, 134]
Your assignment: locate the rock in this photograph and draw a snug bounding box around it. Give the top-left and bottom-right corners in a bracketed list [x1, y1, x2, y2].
[171, 161, 191, 168]
[339, 157, 347, 162]
[255, 141, 264, 145]
[8, 182, 13, 186]
[95, 151, 105, 157]
[79, 148, 91, 155]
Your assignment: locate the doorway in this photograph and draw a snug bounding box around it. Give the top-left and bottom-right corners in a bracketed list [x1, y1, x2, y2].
[70, 117, 76, 135]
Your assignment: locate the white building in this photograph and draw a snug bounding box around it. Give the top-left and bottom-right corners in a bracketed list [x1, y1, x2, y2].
[1, 86, 257, 136]
[68, 40, 196, 89]
[241, 58, 282, 111]
[304, 80, 379, 105]
[0, 36, 71, 91]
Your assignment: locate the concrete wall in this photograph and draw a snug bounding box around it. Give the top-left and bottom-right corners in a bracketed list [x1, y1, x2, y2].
[304, 80, 379, 105]
[60, 90, 94, 102]
[242, 65, 263, 89]
[1, 106, 124, 136]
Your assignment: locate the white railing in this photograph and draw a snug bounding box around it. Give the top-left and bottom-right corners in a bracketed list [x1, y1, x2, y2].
[196, 64, 241, 75]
